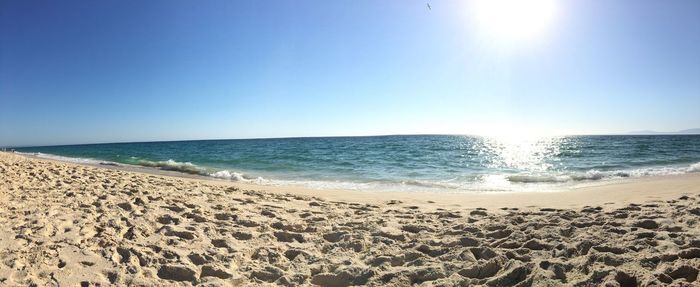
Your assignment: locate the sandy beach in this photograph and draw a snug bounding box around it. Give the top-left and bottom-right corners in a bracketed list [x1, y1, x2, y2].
[1, 151, 699, 286]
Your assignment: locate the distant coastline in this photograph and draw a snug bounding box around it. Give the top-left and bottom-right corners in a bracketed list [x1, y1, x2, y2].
[627, 128, 700, 135]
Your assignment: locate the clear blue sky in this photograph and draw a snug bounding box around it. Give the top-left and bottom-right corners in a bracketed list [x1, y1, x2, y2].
[1, 0, 699, 146]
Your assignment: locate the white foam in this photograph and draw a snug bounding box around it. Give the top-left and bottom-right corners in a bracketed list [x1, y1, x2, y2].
[210, 170, 247, 181]
[208, 161, 700, 193]
[400, 179, 462, 189]
[688, 162, 700, 173]
[570, 170, 607, 181]
[18, 152, 117, 166]
[504, 163, 700, 185]
[625, 166, 688, 177]
[507, 174, 569, 183]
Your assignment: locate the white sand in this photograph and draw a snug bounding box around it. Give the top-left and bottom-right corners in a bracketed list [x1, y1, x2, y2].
[1, 152, 699, 286]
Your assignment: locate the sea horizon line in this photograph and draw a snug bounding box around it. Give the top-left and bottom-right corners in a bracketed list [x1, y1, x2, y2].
[7, 132, 700, 149]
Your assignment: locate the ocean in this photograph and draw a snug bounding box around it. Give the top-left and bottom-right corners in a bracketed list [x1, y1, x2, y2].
[14, 135, 700, 192]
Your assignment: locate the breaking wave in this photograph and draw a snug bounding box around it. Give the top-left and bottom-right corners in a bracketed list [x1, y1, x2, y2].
[133, 159, 258, 182]
[210, 170, 257, 181]
[134, 159, 205, 175]
[505, 163, 700, 184]
[689, 162, 700, 173]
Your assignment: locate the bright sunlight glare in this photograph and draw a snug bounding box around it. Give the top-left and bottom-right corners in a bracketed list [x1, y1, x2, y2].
[470, 0, 558, 45]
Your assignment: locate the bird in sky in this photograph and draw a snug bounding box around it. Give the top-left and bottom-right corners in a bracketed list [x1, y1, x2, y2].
[427, 3, 431, 10]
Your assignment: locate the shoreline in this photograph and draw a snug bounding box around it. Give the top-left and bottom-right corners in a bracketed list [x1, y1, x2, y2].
[11, 151, 700, 210]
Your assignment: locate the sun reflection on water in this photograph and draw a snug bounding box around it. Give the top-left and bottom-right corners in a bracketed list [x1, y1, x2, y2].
[478, 136, 565, 172]
[460, 135, 573, 191]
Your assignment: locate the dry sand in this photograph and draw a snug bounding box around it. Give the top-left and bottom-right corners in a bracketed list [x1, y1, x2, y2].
[1, 152, 699, 286]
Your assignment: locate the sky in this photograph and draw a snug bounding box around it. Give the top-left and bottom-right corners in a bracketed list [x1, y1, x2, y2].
[1, 0, 699, 147]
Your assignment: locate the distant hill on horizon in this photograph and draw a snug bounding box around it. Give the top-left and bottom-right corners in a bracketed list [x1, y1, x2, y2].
[628, 128, 700, 135]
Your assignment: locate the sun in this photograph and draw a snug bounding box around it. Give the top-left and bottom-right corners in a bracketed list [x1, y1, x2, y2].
[470, 0, 558, 45]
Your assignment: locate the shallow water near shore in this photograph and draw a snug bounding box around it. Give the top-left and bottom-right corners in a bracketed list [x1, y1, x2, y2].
[14, 135, 700, 192]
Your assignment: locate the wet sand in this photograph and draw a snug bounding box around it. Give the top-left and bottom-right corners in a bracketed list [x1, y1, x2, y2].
[1, 152, 699, 286]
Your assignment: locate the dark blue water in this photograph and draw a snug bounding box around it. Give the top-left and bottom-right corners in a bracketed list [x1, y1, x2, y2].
[15, 135, 700, 192]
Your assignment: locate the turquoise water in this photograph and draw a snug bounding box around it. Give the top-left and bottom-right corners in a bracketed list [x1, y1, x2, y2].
[15, 135, 700, 192]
